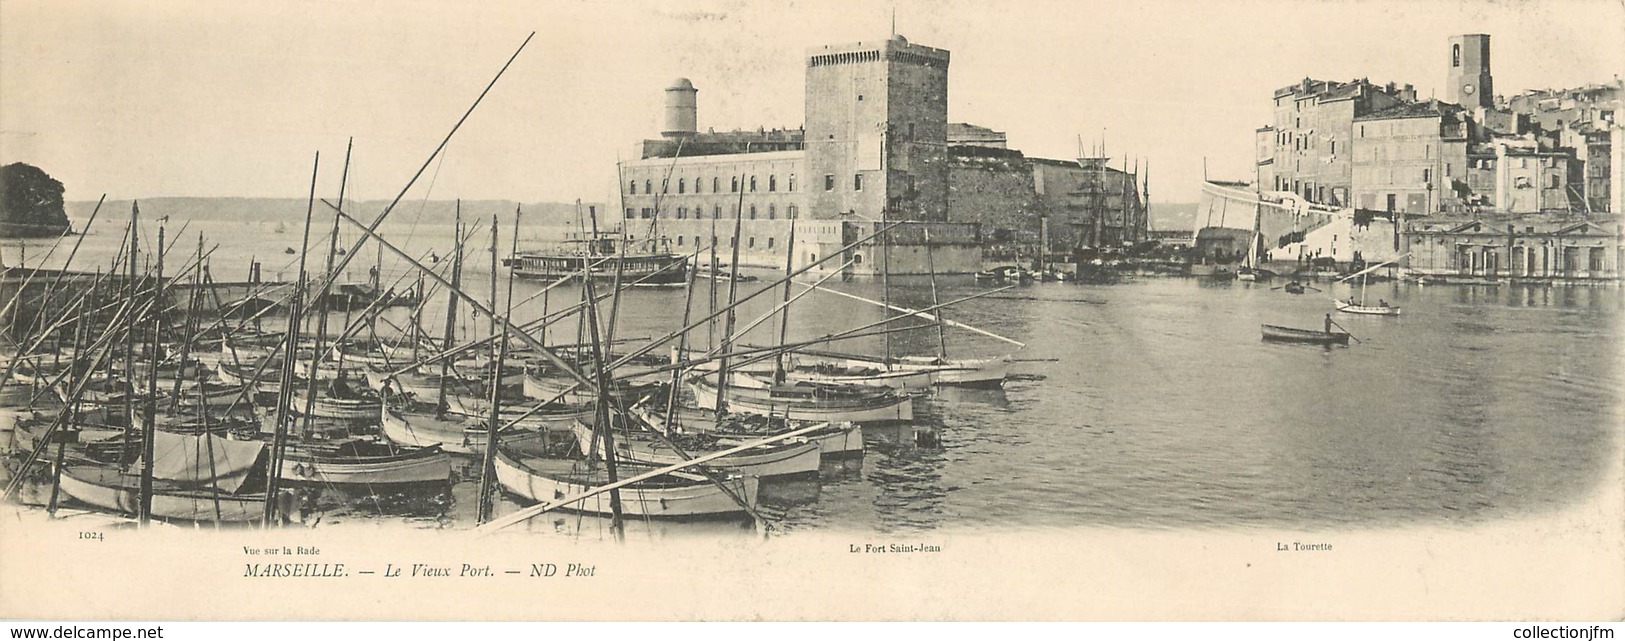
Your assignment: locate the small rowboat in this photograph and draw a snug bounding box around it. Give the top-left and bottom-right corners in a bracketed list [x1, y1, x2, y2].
[1335, 301, 1401, 316]
[1261, 324, 1350, 346]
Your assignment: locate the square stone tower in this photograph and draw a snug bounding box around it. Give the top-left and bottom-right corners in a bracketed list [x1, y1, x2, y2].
[803, 35, 950, 223]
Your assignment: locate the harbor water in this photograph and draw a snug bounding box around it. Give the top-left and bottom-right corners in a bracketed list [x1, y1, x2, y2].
[5, 218, 1621, 536]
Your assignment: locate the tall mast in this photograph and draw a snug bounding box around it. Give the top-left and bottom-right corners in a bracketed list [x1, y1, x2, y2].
[300, 140, 352, 442]
[773, 219, 797, 382]
[137, 219, 165, 525]
[120, 203, 138, 467]
[879, 127, 895, 369]
[582, 203, 625, 539]
[264, 151, 320, 527]
[437, 201, 464, 416]
[713, 172, 748, 413]
[477, 208, 519, 524]
[925, 227, 948, 361]
[489, 212, 499, 349]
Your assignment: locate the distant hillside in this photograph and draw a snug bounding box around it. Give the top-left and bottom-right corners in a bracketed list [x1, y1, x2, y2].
[63, 198, 606, 227]
[1148, 202, 1197, 232]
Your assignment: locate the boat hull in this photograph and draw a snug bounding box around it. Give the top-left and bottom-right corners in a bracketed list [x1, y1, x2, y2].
[570, 421, 820, 478]
[57, 465, 263, 523]
[1335, 302, 1401, 316]
[277, 444, 451, 486]
[689, 379, 913, 424]
[1260, 324, 1351, 345]
[379, 405, 544, 456]
[494, 450, 759, 518]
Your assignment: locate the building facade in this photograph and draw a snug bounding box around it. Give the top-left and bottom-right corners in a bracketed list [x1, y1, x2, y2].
[1406, 216, 1623, 281]
[614, 34, 1148, 275]
[1264, 78, 1414, 207]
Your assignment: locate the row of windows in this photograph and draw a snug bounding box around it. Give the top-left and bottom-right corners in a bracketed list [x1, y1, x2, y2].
[631, 172, 873, 197]
[626, 205, 800, 220]
[823, 174, 863, 191]
[629, 174, 797, 195]
[675, 235, 782, 250]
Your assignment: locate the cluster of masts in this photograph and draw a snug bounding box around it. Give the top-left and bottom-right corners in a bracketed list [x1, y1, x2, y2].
[2, 34, 1033, 537]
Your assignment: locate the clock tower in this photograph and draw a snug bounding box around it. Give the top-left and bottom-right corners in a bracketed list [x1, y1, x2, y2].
[1447, 34, 1493, 109]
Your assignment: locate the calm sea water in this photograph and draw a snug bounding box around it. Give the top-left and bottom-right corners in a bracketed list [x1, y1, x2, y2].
[8, 218, 1622, 537]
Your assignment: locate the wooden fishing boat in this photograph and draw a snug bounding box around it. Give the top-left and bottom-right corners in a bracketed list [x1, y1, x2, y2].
[55, 431, 269, 523]
[378, 401, 545, 456]
[286, 379, 382, 421]
[1260, 324, 1350, 345]
[366, 367, 475, 400]
[1334, 300, 1401, 316]
[57, 465, 265, 523]
[494, 447, 759, 518]
[893, 354, 1010, 387]
[655, 405, 864, 457]
[689, 375, 913, 424]
[522, 370, 656, 405]
[214, 360, 284, 395]
[443, 394, 596, 433]
[174, 381, 255, 410]
[1283, 281, 1306, 294]
[276, 439, 451, 486]
[569, 420, 819, 478]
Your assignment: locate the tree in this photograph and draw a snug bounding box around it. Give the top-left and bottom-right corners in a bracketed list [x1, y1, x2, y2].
[0, 162, 71, 238]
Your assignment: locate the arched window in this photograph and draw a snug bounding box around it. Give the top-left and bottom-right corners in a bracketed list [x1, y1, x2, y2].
[749, 176, 758, 192]
[768, 204, 776, 220]
[678, 179, 686, 194]
[749, 205, 757, 220]
[731, 177, 739, 192]
[748, 237, 756, 249]
[768, 175, 778, 192]
[1452, 43, 1461, 68]
[678, 207, 687, 219]
[661, 179, 669, 193]
[713, 177, 720, 192]
[787, 205, 798, 219]
[629, 180, 637, 195]
[788, 174, 796, 192]
[694, 177, 702, 193]
[645, 179, 652, 194]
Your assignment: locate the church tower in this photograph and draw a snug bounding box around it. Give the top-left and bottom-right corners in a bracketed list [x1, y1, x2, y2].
[1447, 34, 1493, 109]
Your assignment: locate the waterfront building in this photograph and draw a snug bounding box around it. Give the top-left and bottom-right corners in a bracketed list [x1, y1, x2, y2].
[1405, 215, 1623, 282]
[1259, 78, 1415, 208]
[1204, 33, 1615, 278]
[616, 34, 1146, 275]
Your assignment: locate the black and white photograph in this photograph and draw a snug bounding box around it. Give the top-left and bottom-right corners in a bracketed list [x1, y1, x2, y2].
[1, 0, 1621, 624]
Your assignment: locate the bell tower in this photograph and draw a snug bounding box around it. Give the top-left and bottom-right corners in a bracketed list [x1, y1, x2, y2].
[1447, 34, 1493, 109]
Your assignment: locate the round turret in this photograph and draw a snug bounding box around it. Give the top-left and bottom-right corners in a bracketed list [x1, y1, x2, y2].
[662, 77, 698, 140]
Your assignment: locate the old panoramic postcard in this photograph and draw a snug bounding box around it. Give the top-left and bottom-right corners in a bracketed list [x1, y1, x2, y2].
[1, 0, 1621, 621]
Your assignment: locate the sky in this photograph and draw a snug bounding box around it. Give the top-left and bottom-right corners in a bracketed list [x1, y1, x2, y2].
[2, 0, 1622, 206]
